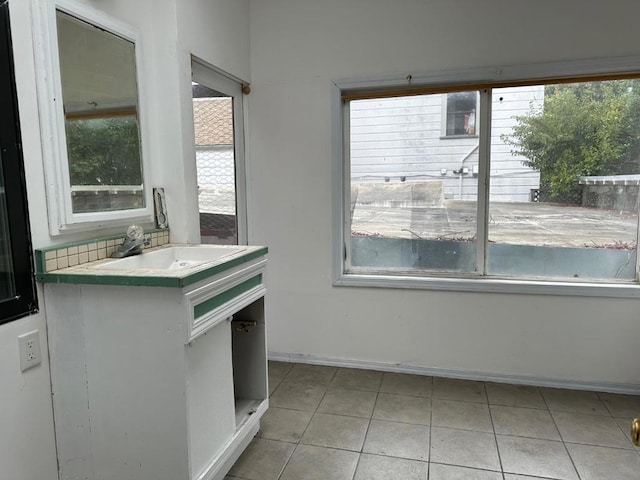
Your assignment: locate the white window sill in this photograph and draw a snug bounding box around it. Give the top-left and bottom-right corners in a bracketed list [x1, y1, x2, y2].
[440, 134, 479, 140]
[334, 273, 640, 298]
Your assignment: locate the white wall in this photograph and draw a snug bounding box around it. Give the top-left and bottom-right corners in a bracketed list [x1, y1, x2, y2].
[1, 3, 61, 479]
[0, 316, 57, 480]
[2, 0, 251, 478]
[248, 0, 640, 388]
[177, 0, 250, 84]
[174, 0, 251, 243]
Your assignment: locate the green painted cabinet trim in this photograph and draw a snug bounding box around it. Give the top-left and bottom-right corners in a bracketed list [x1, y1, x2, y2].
[193, 274, 263, 319]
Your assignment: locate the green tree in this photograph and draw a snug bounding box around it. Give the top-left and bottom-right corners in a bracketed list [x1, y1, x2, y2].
[503, 80, 640, 203]
[65, 116, 143, 186]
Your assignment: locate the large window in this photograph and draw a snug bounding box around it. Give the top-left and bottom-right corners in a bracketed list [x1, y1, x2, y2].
[340, 71, 640, 294]
[0, 2, 38, 323]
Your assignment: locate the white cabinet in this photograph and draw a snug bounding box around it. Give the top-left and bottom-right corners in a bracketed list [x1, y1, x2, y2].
[44, 252, 268, 480]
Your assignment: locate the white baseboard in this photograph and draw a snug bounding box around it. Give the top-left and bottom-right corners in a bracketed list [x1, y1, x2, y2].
[268, 351, 640, 395]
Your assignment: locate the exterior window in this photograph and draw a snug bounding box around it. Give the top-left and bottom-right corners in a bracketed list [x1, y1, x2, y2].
[0, 2, 38, 323]
[445, 91, 477, 136]
[342, 77, 640, 291]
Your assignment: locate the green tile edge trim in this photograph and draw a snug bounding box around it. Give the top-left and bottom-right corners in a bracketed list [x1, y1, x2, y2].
[180, 247, 268, 287]
[35, 251, 44, 276]
[36, 272, 181, 287]
[36, 246, 268, 288]
[34, 228, 170, 275]
[194, 274, 262, 319]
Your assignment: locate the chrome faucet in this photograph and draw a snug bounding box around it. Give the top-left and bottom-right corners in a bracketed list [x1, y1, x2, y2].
[111, 225, 150, 258]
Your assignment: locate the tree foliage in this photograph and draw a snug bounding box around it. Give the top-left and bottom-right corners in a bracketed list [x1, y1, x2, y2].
[65, 116, 143, 186]
[503, 80, 640, 203]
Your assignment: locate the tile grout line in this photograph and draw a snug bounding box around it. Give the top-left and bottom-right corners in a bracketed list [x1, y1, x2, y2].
[540, 389, 583, 480]
[268, 362, 301, 480]
[325, 365, 368, 480]
[427, 375, 433, 480]
[595, 391, 615, 417]
[596, 391, 640, 455]
[275, 363, 341, 480]
[350, 370, 386, 480]
[266, 362, 294, 480]
[350, 388, 378, 480]
[483, 381, 506, 480]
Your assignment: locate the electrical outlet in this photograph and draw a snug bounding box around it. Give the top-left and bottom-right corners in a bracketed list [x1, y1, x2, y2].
[18, 330, 41, 372]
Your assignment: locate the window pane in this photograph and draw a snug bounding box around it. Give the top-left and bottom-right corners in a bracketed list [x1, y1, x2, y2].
[192, 84, 238, 244]
[66, 114, 144, 213]
[488, 81, 639, 281]
[446, 92, 477, 135]
[348, 93, 479, 274]
[0, 152, 15, 300]
[57, 10, 144, 214]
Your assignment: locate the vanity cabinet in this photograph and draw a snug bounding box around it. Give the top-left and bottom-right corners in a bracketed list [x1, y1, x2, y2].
[42, 247, 268, 480]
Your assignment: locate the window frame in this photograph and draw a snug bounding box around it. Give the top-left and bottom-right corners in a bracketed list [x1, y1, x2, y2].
[31, 0, 154, 235]
[191, 59, 249, 246]
[0, 1, 38, 324]
[332, 57, 640, 298]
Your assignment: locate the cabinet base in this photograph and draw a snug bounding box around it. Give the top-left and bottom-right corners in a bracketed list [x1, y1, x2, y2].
[195, 398, 268, 480]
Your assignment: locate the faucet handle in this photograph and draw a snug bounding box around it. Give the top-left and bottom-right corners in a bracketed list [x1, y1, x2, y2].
[125, 224, 144, 240]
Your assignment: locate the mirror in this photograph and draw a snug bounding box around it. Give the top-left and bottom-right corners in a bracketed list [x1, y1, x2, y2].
[33, 0, 152, 234]
[56, 10, 144, 214]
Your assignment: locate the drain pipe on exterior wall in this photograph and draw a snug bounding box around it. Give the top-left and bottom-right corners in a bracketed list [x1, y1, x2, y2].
[454, 144, 480, 200]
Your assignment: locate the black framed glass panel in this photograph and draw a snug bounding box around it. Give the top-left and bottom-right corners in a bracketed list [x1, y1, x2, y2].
[0, 1, 38, 324]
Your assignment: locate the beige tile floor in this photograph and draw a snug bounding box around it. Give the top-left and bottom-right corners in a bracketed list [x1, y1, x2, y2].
[226, 362, 640, 480]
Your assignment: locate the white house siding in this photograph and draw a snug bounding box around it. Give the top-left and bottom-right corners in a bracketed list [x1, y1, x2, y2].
[490, 86, 543, 202]
[196, 147, 235, 187]
[350, 85, 543, 202]
[195, 146, 235, 215]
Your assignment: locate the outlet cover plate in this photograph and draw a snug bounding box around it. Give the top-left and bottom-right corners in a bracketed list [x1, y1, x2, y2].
[18, 330, 41, 371]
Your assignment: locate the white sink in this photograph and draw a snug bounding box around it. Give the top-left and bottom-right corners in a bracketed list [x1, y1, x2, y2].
[100, 245, 248, 271]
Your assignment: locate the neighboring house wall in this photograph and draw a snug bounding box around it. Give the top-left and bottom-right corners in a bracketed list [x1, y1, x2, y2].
[350, 86, 543, 202]
[196, 146, 235, 215]
[193, 97, 235, 215]
[490, 86, 543, 202]
[196, 146, 235, 187]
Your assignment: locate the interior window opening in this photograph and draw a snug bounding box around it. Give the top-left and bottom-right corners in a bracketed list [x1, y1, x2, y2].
[56, 9, 145, 215]
[191, 83, 238, 245]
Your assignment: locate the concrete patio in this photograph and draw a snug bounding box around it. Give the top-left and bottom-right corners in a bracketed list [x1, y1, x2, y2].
[352, 200, 638, 250]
